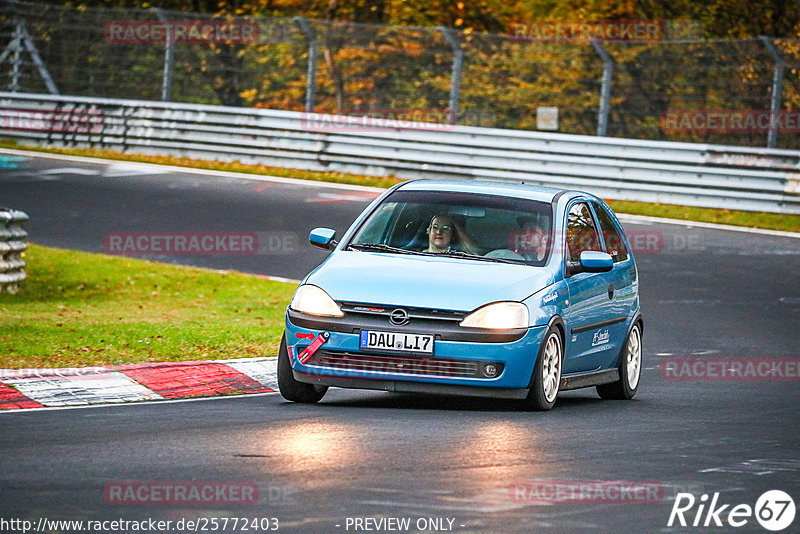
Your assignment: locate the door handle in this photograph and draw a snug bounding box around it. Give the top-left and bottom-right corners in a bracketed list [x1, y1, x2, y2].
[607, 285, 615, 299]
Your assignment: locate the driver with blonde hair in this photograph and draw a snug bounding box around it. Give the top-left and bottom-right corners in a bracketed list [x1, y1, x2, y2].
[424, 214, 475, 254]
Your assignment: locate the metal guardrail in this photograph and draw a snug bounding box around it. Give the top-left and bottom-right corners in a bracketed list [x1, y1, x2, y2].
[1, 92, 799, 214]
[0, 207, 28, 293]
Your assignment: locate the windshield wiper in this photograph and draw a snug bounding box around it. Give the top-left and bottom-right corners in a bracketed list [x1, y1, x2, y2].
[440, 250, 527, 264]
[349, 244, 526, 264]
[438, 250, 501, 262]
[348, 243, 419, 255]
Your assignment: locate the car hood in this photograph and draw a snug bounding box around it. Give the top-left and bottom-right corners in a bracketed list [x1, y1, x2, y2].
[305, 251, 555, 312]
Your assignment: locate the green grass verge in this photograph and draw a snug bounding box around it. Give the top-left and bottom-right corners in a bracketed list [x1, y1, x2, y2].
[2, 139, 799, 233]
[0, 244, 295, 369]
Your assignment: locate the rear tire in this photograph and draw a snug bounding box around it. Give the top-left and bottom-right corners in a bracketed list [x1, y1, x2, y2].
[597, 322, 641, 400]
[522, 326, 563, 411]
[277, 334, 327, 403]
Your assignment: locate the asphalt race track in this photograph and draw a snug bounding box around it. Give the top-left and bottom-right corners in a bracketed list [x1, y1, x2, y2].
[1, 150, 799, 533]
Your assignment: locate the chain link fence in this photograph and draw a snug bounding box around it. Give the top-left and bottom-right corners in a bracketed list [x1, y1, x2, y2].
[1, 0, 799, 148]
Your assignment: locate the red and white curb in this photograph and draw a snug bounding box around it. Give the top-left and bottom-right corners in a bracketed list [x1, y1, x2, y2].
[0, 357, 278, 410]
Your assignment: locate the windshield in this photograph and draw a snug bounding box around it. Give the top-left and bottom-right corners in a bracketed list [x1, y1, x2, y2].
[348, 190, 553, 266]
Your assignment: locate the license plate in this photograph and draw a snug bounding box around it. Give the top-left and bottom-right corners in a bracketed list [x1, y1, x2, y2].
[359, 330, 434, 354]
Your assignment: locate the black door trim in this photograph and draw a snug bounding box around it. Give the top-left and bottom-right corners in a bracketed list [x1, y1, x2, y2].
[571, 316, 626, 334]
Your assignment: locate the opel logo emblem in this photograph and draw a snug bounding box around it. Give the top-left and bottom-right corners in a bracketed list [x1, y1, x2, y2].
[389, 308, 409, 326]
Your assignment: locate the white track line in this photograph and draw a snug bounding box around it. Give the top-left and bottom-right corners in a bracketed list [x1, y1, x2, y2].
[1, 357, 281, 410]
[0, 147, 384, 193]
[0, 390, 280, 415]
[617, 213, 800, 239]
[256, 274, 301, 284]
[2, 370, 163, 406]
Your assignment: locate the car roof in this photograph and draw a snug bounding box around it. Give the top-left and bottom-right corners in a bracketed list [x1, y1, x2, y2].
[397, 179, 572, 203]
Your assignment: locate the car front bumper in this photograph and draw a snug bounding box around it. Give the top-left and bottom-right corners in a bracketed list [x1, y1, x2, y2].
[285, 312, 548, 398]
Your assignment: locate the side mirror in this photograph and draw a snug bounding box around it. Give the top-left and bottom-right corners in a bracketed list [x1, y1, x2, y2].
[579, 251, 614, 272]
[309, 228, 337, 251]
[567, 251, 614, 276]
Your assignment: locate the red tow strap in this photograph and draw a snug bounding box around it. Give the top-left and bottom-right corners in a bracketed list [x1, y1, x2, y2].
[298, 332, 329, 364]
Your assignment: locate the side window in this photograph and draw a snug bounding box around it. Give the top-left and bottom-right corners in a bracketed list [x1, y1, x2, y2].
[593, 203, 628, 262]
[565, 202, 602, 263]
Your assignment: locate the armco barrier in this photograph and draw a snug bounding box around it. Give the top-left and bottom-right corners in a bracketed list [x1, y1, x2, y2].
[0, 208, 28, 294]
[1, 92, 799, 214]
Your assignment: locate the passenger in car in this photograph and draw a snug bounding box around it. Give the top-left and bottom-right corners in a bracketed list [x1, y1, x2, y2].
[515, 218, 549, 262]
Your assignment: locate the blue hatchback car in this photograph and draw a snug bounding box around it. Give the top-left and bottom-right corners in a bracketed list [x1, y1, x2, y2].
[278, 179, 642, 410]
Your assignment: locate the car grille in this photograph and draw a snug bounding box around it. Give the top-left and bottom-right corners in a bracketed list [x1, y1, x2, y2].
[339, 302, 467, 325]
[306, 350, 494, 379]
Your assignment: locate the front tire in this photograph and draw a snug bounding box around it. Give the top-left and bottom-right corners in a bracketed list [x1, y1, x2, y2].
[277, 334, 327, 403]
[597, 322, 642, 400]
[522, 326, 563, 411]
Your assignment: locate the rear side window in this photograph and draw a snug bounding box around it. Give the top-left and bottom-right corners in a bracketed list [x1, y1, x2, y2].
[566, 202, 602, 263]
[593, 203, 628, 262]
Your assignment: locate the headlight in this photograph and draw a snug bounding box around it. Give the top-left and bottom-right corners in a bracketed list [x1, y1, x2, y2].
[290, 285, 344, 317]
[459, 302, 529, 330]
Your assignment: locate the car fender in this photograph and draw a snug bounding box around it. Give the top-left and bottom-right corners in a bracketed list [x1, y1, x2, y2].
[525, 314, 565, 389]
[523, 280, 567, 327]
[610, 311, 644, 367]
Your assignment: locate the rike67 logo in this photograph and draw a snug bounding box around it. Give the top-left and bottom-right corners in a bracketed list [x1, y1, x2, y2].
[668, 490, 795, 531]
